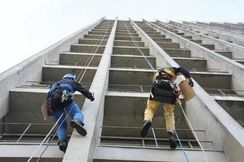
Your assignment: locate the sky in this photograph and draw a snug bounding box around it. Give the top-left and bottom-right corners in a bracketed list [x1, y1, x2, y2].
[0, 0, 243, 74]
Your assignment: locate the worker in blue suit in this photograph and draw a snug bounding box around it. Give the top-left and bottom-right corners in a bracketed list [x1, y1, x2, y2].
[46, 73, 94, 152]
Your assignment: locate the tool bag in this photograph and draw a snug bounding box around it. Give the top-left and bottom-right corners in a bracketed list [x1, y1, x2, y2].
[151, 79, 177, 104]
[47, 83, 73, 111]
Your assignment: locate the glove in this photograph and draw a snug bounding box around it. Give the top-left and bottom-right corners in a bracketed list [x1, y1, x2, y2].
[188, 78, 194, 87]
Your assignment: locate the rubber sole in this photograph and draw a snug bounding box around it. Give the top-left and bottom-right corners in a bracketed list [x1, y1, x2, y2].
[169, 137, 177, 149]
[140, 122, 152, 137]
[70, 120, 87, 136]
[59, 144, 67, 153]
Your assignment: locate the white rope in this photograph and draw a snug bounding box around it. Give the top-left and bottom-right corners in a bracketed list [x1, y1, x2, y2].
[124, 22, 156, 71]
[77, 21, 112, 83]
[27, 112, 65, 162]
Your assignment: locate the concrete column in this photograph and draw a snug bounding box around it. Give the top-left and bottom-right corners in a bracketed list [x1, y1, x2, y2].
[63, 19, 117, 162]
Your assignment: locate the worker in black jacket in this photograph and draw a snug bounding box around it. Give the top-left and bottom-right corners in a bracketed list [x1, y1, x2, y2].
[140, 66, 193, 149]
[47, 73, 94, 152]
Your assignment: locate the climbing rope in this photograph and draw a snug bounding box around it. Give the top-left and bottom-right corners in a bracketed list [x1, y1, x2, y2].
[174, 130, 190, 162]
[27, 20, 113, 162]
[76, 21, 112, 83]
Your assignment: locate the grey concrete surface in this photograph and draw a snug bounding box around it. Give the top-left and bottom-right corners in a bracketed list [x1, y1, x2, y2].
[63, 20, 117, 162]
[59, 52, 102, 66]
[111, 55, 156, 68]
[1, 18, 244, 162]
[6, 87, 85, 133]
[103, 92, 194, 139]
[114, 40, 144, 47]
[42, 65, 97, 83]
[0, 145, 63, 162]
[161, 20, 244, 59]
[173, 57, 207, 69]
[113, 46, 149, 55]
[78, 39, 107, 45]
[94, 146, 228, 162]
[0, 17, 104, 119]
[182, 21, 244, 47]
[145, 20, 244, 96]
[71, 44, 105, 53]
[133, 20, 244, 162]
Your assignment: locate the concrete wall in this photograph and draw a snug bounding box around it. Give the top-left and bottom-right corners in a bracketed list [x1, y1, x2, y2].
[160, 21, 244, 59]
[0, 17, 104, 119]
[182, 21, 244, 47]
[146, 20, 244, 96]
[134, 22, 244, 162]
[63, 20, 117, 162]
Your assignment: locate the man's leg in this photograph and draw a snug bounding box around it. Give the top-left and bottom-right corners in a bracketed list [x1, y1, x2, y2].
[140, 99, 160, 137]
[164, 103, 177, 149]
[52, 110, 68, 152]
[67, 101, 87, 136]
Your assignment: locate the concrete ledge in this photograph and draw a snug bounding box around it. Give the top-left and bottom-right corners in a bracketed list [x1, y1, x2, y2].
[109, 67, 231, 89]
[114, 40, 144, 47]
[173, 57, 207, 69]
[94, 146, 228, 162]
[78, 39, 107, 45]
[111, 55, 156, 68]
[162, 21, 244, 59]
[42, 65, 97, 83]
[164, 48, 191, 57]
[71, 44, 105, 53]
[84, 34, 109, 39]
[113, 46, 149, 55]
[0, 145, 63, 161]
[157, 42, 180, 48]
[60, 52, 102, 66]
[115, 36, 141, 41]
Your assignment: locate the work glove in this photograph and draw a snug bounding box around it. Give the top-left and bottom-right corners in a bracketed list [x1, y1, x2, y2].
[188, 78, 194, 87]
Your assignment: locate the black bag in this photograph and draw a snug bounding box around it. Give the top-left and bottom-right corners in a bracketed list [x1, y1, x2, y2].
[151, 79, 177, 104]
[47, 84, 72, 111]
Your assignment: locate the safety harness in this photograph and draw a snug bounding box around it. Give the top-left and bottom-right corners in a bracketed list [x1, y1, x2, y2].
[150, 73, 179, 104]
[47, 82, 74, 111]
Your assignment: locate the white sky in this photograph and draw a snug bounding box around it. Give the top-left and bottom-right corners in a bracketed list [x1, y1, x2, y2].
[0, 0, 243, 74]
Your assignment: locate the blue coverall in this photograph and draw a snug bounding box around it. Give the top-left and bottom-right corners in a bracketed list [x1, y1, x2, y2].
[47, 80, 94, 142]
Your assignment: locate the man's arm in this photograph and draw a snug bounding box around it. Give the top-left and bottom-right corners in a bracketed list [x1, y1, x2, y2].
[175, 67, 194, 87]
[75, 82, 94, 101]
[174, 67, 191, 78]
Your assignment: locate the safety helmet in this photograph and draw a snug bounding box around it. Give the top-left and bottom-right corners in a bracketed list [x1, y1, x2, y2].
[62, 73, 76, 81]
[158, 67, 175, 79]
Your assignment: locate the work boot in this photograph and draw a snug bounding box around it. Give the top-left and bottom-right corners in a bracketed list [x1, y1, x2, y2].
[58, 139, 67, 153]
[168, 132, 177, 149]
[70, 120, 87, 136]
[140, 120, 152, 137]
